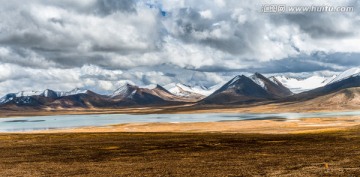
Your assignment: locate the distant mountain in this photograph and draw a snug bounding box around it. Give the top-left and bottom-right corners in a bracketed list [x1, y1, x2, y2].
[9, 89, 61, 99]
[163, 83, 206, 100]
[111, 83, 192, 106]
[0, 94, 44, 107]
[2, 69, 360, 110]
[201, 75, 276, 104]
[0, 89, 107, 108]
[0, 90, 54, 105]
[111, 83, 138, 99]
[0, 83, 199, 109]
[269, 75, 335, 94]
[250, 73, 292, 97]
[47, 90, 109, 108]
[0, 88, 91, 105]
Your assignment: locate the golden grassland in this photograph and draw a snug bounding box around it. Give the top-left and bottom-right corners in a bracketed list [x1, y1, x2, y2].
[1, 126, 360, 176]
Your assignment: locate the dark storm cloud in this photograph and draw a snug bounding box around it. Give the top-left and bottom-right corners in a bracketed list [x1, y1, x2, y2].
[243, 52, 360, 74]
[169, 7, 255, 55]
[96, 0, 138, 15]
[313, 52, 360, 67]
[50, 55, 108, 68]
[249, 58, 332, 74]
[283, 14, 356, 39]
[189, 55, 342, 74]
[194, 65, 233, 73]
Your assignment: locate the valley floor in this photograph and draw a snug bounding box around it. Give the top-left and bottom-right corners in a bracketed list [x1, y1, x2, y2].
[1, 127, 360, 176]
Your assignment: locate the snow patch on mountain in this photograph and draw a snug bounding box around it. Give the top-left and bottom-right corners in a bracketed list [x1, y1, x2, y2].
[42, 90, 52, 97]
[112, 83, 135, 97]
[164, 83, 197, 97]
[61, 88, 88, 96]
[270, 75, 332, 93]
[0, 94, 16, 104]
[227, 75, 242, 87]
[164, 83, 220, 96]
[15, 91, 43, 97]
[250, 74, 266, 89]
[327, 67, 360, 85]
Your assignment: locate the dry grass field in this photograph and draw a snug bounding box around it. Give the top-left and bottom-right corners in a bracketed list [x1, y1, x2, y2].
[1, 126, 360, 176]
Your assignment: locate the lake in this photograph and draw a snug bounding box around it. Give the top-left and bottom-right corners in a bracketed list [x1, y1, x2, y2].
[1, 111, 360, 132]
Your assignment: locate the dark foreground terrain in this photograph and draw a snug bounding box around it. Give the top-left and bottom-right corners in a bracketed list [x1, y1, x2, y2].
[1, 128, 360, 176]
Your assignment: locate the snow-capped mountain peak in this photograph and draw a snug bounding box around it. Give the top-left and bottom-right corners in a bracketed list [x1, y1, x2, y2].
[247, 73, 293, 97]
[112, 83, 137, 98]
[327, 68, 360, 85]
[227, 75, 243, 87]
[40, 89, 60, 98]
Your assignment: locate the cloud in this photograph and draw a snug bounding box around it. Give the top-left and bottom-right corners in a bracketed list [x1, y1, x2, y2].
[96, 0, 138, 15]
[282, 14, 356, 39]
[0, 0, 161, 69]
[0, 0, 359, 95]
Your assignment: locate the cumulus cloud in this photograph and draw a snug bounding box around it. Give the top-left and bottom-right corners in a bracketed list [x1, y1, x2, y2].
[0, 63, 231, 95]
[0, 0, 359, 95]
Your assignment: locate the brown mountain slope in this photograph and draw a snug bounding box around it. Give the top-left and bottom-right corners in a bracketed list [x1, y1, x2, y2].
[145, 85, 200, 102]
[111, 84, 200, 104]
[284, 87, 360, 111]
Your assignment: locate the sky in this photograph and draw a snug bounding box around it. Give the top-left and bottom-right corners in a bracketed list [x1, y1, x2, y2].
[0, 0, 359, 95]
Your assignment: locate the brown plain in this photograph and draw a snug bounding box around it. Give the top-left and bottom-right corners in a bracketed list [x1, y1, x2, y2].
[1, 127, 360, 176]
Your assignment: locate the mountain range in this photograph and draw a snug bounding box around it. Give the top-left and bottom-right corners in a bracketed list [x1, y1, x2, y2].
[1, 68, 360, 110]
